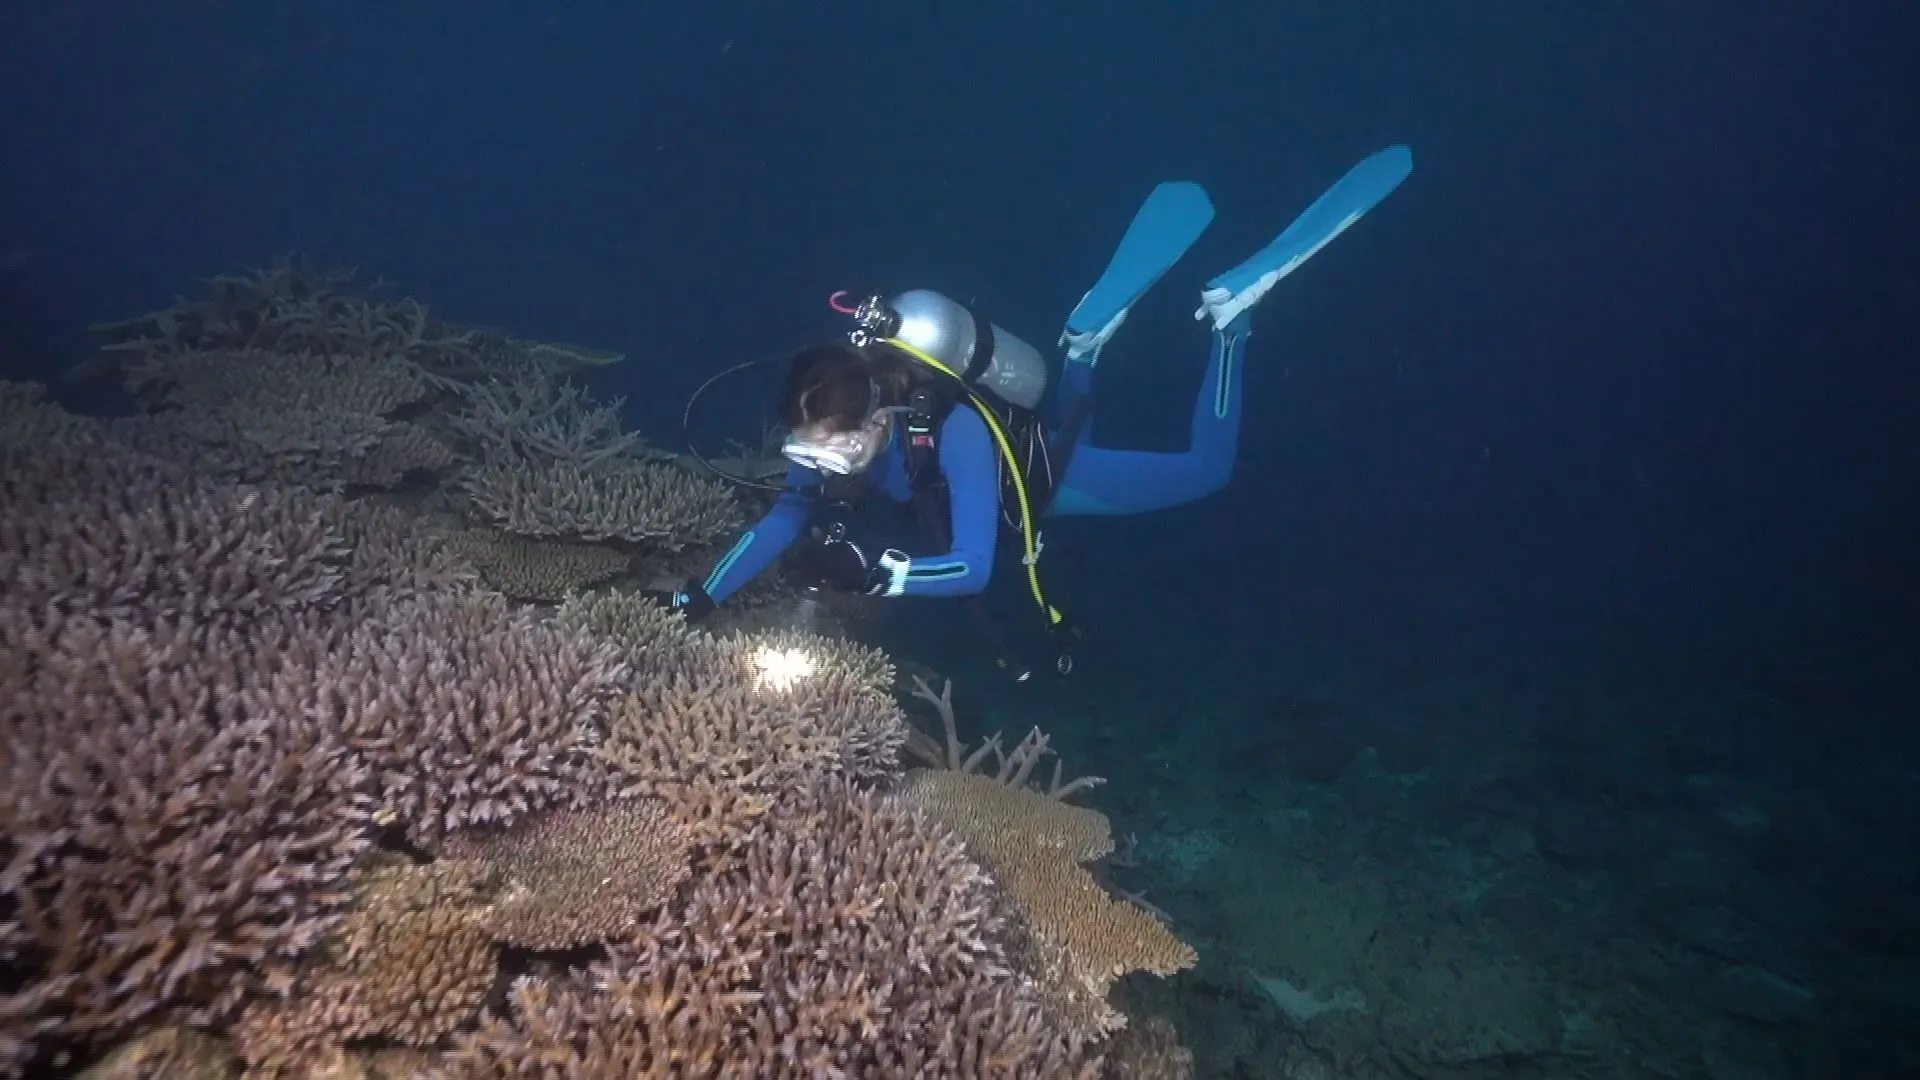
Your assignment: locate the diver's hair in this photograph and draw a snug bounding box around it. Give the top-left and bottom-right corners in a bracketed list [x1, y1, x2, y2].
[778, 342, 917, 432]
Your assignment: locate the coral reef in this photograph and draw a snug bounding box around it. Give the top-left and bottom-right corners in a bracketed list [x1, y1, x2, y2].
[1, 444, 348, 624]
[298, 590, 633, 849]
[0, 265, 1199, 1079]
[86, 260, 519, 387]
[231, 859, 498, 1074]
[459, 457, 741, 547]
[431, 781, 1102, 1080]
[899, 678, 1197, 1038]
[0, 380, 93, 449]
[0, 578, 374, 1048]
[439, 798, 692, 950]
[443, 372, 647, 468]
[442, 527, 630, 600]
[111, 347, 452, 493]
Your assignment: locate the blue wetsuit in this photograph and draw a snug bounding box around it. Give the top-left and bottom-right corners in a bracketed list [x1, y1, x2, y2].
[700, 316, 1249, 603]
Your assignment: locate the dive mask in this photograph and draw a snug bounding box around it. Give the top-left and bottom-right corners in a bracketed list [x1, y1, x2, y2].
[781, 425, 883, 476]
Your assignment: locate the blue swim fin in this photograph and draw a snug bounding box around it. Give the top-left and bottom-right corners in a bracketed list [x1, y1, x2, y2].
[1062, 181, 1215, 361]
[1197, 144, 1414, 329]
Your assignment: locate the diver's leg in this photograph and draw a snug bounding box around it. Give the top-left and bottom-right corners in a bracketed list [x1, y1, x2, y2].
[1046, 313, 1248, 517]
[1054, 356, 1098, 444]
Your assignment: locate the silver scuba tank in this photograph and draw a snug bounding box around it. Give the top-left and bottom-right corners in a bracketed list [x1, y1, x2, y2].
[885, 289, 1048, 410]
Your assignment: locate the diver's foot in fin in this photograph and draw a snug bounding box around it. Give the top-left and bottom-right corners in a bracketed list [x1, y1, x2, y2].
[1194, 282, 1269, 333]
[1063, 181, 1215, 364]
[1060, 297, 1127, 366]
[1194, 144, 1416, 332]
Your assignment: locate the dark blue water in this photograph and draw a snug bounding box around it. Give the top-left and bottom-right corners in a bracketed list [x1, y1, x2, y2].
[4, 3, 1915, 1076]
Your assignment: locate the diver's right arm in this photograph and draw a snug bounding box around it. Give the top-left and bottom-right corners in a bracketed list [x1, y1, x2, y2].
[680, 463, 819, 612]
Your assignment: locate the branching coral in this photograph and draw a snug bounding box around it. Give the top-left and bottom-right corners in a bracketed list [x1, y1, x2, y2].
[601, 624, 907, 851]
[0, 438, 488, 1073]
[554, 587, 692, 656]
[444, 527, 630, 600]
[906, 674, 1108, 799]
[231, 859, 499, 1074]
[0, 443, 471, 631]
[0, 445, 350, 625]
[895, 766, 1197, 1039]
[124, 348, 428, 418]
[432, 781, 1102, 1079]
[105, 347, 450, 492]
[87, 260, 491, 384]
[0, 608, 373, 1049]
[0, 380, 93, 449]
[296, 591, 632, 849]
[895, 680, 1195, 1039]
[439, 798, 692, 949]
[458, 458, 740, 547]
[444, 373, 646, 468]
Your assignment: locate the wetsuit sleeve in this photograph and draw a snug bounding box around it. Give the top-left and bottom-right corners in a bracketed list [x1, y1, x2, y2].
[896, 407, 997, 598]
[699, 463, 818, 603]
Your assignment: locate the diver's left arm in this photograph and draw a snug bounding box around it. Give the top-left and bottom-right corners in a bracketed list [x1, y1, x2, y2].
[889, 407, 998, 598]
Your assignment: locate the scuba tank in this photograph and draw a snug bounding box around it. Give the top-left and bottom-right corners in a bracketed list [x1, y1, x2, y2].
[850, 289, 1048, 409]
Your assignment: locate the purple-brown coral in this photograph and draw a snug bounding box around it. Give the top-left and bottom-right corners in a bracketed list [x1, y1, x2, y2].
[433, 781, 1102, 1079]
[439, 798, 692, 950]
[0, 607, 372, 1048]
[0, 439, 472, 1072]
[297, 592, 632, 849]
[0, 445, 349, 624]
[231, 858, 499, 1074]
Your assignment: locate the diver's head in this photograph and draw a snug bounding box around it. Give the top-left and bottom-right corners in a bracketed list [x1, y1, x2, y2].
[778, 342, 911, 475]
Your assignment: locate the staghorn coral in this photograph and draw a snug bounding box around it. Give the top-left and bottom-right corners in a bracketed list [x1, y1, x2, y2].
[83, 260, 622, 394]
[439, 798, 692, 950]
[74, 1025, 238, 1080]
[554, 587, 691, 656]
[232, 859, 498, 1074]
[87, 260, 495, 385]
[430, 968, 730, 1080]
[895, 768, 1197, 1039]
[601, 627, 906, 852]
[332, 501, 479, 602]
[0, 443, 472, 633]
[433, 781, 1102, 1079]
[0, 607, 372, 1053]
[106, 347, 451, 493]
[444, 528, 629, 601]
[459, 458, 740, 547]
[0, 380, 93, 449]
[0, 444, 350, 625]
[906, 674, 1108, 799]
[296, 591, 632, 849]
[339, 419, 457, 489]
[106, 399, 447, 493]
[124, 348, 427, 418]
[444, 373, 646, 468]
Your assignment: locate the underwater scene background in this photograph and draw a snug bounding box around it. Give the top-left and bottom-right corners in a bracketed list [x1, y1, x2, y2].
[2, 3, 1915, 1078]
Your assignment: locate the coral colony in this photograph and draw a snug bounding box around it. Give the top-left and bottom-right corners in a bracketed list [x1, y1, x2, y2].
[0, 263, 1197, 1079]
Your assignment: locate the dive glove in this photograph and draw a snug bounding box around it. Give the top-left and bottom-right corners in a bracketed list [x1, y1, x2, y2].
[646, 580, 716, 622]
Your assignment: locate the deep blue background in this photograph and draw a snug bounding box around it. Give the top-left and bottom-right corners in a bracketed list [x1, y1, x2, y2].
[3, 2, 1916, 734]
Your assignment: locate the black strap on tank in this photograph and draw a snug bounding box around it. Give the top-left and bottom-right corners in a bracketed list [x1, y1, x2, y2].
[902, 384, 944, 493]
[961, 305, 997, 385]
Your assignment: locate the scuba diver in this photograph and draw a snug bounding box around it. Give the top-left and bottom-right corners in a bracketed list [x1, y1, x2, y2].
[664, 146, 1414, 678]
